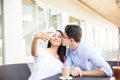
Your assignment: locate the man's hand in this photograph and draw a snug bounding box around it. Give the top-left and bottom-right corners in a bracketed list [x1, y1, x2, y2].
[70, 67, 83, 77]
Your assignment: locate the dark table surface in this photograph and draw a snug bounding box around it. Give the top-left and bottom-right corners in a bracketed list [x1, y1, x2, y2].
[43, 73, 111, 80]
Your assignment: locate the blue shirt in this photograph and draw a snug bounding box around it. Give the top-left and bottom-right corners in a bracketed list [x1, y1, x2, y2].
[66, 42, 113, 77]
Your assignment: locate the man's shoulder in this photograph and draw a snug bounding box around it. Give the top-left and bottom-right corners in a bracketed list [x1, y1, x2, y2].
[80, 42, 96, 49]
[79, 42, 90, 50]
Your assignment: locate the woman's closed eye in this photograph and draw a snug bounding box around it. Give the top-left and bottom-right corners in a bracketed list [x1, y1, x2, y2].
[52, 35, 62, 38]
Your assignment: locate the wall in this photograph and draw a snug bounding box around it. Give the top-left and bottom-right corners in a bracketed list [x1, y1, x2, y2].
[3, 0, 25, 64]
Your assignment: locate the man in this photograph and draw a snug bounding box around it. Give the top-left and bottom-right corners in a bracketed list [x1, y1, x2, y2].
[62, 24, 113, 77]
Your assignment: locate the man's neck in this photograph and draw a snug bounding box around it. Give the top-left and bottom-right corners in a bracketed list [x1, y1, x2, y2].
[70, 42, 80, 51]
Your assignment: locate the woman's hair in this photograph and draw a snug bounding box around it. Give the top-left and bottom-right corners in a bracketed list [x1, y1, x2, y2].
[47, 30, 66, 63]
[65, 24, 82, 42]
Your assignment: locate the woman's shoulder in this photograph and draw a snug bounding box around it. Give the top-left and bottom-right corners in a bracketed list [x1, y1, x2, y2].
[38, 47, 46, 52]
[37, 47, 48, 56]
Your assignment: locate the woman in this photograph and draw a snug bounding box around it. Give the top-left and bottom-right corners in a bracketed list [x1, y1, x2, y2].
[28, 30, 66, 80]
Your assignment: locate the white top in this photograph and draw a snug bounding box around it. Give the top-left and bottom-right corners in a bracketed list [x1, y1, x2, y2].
[28, 48, 63, 80]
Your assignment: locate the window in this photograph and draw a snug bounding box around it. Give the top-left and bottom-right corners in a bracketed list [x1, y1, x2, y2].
[22, 0, 36, 56]
[22, 0, 47, 57]
[48, 9, 62, 30]
[69, 16, 80, 25]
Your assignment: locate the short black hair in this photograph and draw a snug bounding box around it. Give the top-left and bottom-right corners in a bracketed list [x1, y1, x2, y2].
[65, 24, 82, 42]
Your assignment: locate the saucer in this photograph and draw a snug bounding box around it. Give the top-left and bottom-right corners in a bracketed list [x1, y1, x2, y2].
[109, 77, 115, 80]
[59, 76, 73, 80]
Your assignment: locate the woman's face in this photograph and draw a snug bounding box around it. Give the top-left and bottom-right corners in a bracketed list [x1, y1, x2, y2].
[62, 32, 71, 46]
[50, 31, 62, 46]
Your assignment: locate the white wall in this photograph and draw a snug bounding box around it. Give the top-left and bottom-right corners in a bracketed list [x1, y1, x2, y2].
[3, 0, 26, 64]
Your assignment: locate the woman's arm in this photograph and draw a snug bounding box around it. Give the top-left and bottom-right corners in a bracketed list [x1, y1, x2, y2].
[31, 32, 50, 57]
[31, 35, 39, 57]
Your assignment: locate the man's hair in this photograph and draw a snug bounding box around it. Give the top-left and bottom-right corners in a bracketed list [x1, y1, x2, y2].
[65, 24, 82, 42]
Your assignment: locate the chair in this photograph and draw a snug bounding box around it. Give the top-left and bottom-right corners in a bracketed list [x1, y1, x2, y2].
[0, 63, 31, 80]
[107, 61, 120, 68]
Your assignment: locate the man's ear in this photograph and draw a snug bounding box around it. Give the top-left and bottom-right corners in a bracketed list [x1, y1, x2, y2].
[71, 38, 75, 42]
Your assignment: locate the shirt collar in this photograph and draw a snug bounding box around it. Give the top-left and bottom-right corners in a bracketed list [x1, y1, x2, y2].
[72, 42, 82, 54]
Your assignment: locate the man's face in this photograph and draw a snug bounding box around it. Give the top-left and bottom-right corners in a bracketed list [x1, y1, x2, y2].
[62, 32, 71, 46]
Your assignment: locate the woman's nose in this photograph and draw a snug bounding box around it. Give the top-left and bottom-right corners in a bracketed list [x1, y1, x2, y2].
[54, 36, 58, 40]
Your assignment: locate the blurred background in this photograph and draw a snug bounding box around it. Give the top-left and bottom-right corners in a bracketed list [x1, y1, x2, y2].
[0, 0, 120, 65]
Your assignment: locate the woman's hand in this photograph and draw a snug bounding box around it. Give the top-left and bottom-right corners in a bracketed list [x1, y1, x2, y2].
[34, 32, 50, 42]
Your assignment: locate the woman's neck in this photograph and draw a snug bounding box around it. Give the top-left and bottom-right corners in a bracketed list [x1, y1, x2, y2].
[47, 46, 60, 60]
[49, 46, 58, 53]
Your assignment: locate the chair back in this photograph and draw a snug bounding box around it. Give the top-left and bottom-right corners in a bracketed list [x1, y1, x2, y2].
[0, 63, 31, 80]
[107, 61, 120, 68]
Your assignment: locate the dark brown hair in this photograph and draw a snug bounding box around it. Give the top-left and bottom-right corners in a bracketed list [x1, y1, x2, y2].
[65, 24, 82, 42]
[47, 30, 66, 63]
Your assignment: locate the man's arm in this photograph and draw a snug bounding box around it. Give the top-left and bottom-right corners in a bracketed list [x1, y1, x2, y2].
[82, 68, 106, 76]
[70, 67, 106, 77]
